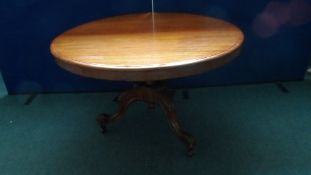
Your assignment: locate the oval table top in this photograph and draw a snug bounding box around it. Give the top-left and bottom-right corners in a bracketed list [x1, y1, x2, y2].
[50, 13, 244, 81]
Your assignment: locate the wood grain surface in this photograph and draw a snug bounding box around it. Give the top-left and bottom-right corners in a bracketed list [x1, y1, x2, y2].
[50, 13, 244, 81]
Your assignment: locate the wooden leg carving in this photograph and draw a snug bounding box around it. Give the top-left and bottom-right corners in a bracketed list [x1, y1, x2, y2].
[97, 87, 155, 132]
[158, 94, 196, 156]
[97, 83, 196, 156]
[96, 90, 138, 133]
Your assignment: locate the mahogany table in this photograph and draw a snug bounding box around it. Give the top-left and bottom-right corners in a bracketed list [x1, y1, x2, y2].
[50, 13, 244, 156]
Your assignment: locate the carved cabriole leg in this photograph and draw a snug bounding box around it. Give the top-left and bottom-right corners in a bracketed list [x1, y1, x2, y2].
[96, 87, 154, 131]
[96, 89, 139, 132]
[157, 92, 196, 156]
[97, 84, 196, 156]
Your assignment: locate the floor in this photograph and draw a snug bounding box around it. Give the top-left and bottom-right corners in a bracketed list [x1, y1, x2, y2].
[0, 76, 311, 175]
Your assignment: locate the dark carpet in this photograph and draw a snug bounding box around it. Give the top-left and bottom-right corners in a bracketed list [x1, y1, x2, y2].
[0, 79, 310, 175]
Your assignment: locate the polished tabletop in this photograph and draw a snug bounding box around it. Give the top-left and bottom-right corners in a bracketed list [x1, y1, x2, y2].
[50, 13, 244, 81]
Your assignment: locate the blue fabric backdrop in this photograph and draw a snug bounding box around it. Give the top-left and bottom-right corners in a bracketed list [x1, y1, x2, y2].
[1, 0, 311, 94]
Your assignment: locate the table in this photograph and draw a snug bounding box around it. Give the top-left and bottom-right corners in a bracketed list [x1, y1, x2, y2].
[50, 13, 244, 156]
